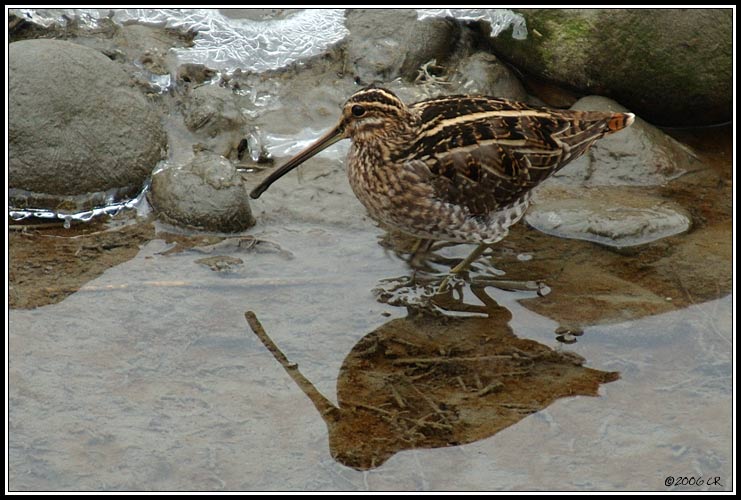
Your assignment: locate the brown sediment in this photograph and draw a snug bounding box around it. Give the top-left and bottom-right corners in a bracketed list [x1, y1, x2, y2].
[9, 219, 155, 309]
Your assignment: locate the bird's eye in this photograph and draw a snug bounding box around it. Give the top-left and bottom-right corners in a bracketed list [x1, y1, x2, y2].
[351, 105, 366, 117]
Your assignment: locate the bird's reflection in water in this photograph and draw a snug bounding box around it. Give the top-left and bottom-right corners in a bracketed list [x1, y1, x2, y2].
[245, 282, 618, 471]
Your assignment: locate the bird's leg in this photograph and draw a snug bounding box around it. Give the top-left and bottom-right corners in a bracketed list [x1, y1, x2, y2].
[437, 243, 489, 293]
[408, 238, 425, 261]
[407, 238, 434, 266]
[405, 238, 440, 281]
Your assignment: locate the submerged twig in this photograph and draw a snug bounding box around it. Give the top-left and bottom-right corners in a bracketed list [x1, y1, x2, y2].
[392, 354, 512, 365]
[244, 311, 339, 420]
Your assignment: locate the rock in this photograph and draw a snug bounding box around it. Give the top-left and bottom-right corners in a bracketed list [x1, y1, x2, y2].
[149, 151, 255, 232]
[111, 24, 181, 75]
[553, 96, 697, 186]
[344, 9, 462, 83]
[8, 39, 167, 211]
[452, 52, 527, 100]
[238, 128, 273, 165]
[181, 84, 247, 159]
[525, 185, 692, 248]
[176, 63, 217, 85]
[9, 11, 61, 42]
[489, 9, 732, 126]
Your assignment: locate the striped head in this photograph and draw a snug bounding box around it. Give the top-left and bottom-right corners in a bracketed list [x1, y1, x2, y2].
[339, 87, 416, 142]
[250, 87, 414, 199]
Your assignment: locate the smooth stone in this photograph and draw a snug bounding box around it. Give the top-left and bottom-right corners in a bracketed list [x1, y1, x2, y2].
[525, 185, 692, 248]
[345, 9, 461, 83]
[149, 151, 255, 233]
[9, 39, 167, 211]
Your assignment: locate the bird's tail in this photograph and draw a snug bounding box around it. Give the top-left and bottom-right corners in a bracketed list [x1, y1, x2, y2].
[605, 112, 635, 134]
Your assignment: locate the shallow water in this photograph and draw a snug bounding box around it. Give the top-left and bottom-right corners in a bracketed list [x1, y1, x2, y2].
[8, 8, 734, 491]
[8, 214, 733, 490]
[8, 114, 733, 490]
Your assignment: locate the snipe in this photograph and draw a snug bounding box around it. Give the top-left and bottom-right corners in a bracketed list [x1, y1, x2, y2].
[250, 87, 634, 291]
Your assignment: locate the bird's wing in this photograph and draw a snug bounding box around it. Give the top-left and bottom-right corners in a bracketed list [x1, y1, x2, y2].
[402, 97, 630, 215]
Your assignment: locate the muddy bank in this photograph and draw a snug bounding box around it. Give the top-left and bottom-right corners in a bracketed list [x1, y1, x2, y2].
[9, 219, 155, 309]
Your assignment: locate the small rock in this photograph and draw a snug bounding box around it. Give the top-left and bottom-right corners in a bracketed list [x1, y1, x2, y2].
[554, 326, 583, 336]
[195, 255, 244, 272]
[182, 84, 247, 158]
[176, 63, 217, 85]
[453, 52, 527, 100]
[556, 334, 578, 345]
[111, 24, 184, 75]
[139, 48, 168, 75]
[149, 151, 255, 232]
[237, 127, 273, 165]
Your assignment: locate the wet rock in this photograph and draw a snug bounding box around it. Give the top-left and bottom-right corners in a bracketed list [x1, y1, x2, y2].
[452, 52, 527, 100]
[192, 236, 292, 259]
[489, 9, 732, 126]
[345, 9, 461, 83]
[8, 39, 167, 211]
[9, 11, 60, 41]
[236, 127, 273, 165]
[149, 151, 255, 232]
[176, 63, 217, 86]
[111, 24, 181, 75]
[525, 185, 692, 248]
[182, 84, 247, 159]
[554, 96, 697, 186]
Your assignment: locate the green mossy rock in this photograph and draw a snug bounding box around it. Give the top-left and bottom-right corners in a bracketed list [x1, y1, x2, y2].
[490, 9, 732, 126]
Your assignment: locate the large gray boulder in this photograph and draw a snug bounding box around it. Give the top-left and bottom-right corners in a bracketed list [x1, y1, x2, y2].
[9, 39, 167, 211]
[489, 9, 732, 126]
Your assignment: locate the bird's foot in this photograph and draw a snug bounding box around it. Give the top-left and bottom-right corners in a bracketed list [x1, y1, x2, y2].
[435, 243, 490, 294]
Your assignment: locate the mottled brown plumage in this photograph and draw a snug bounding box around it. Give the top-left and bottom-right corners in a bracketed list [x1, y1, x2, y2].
[251, 87, 634, 285]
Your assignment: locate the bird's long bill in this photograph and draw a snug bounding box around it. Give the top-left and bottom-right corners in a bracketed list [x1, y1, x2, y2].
[250, 125, 344, 199]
